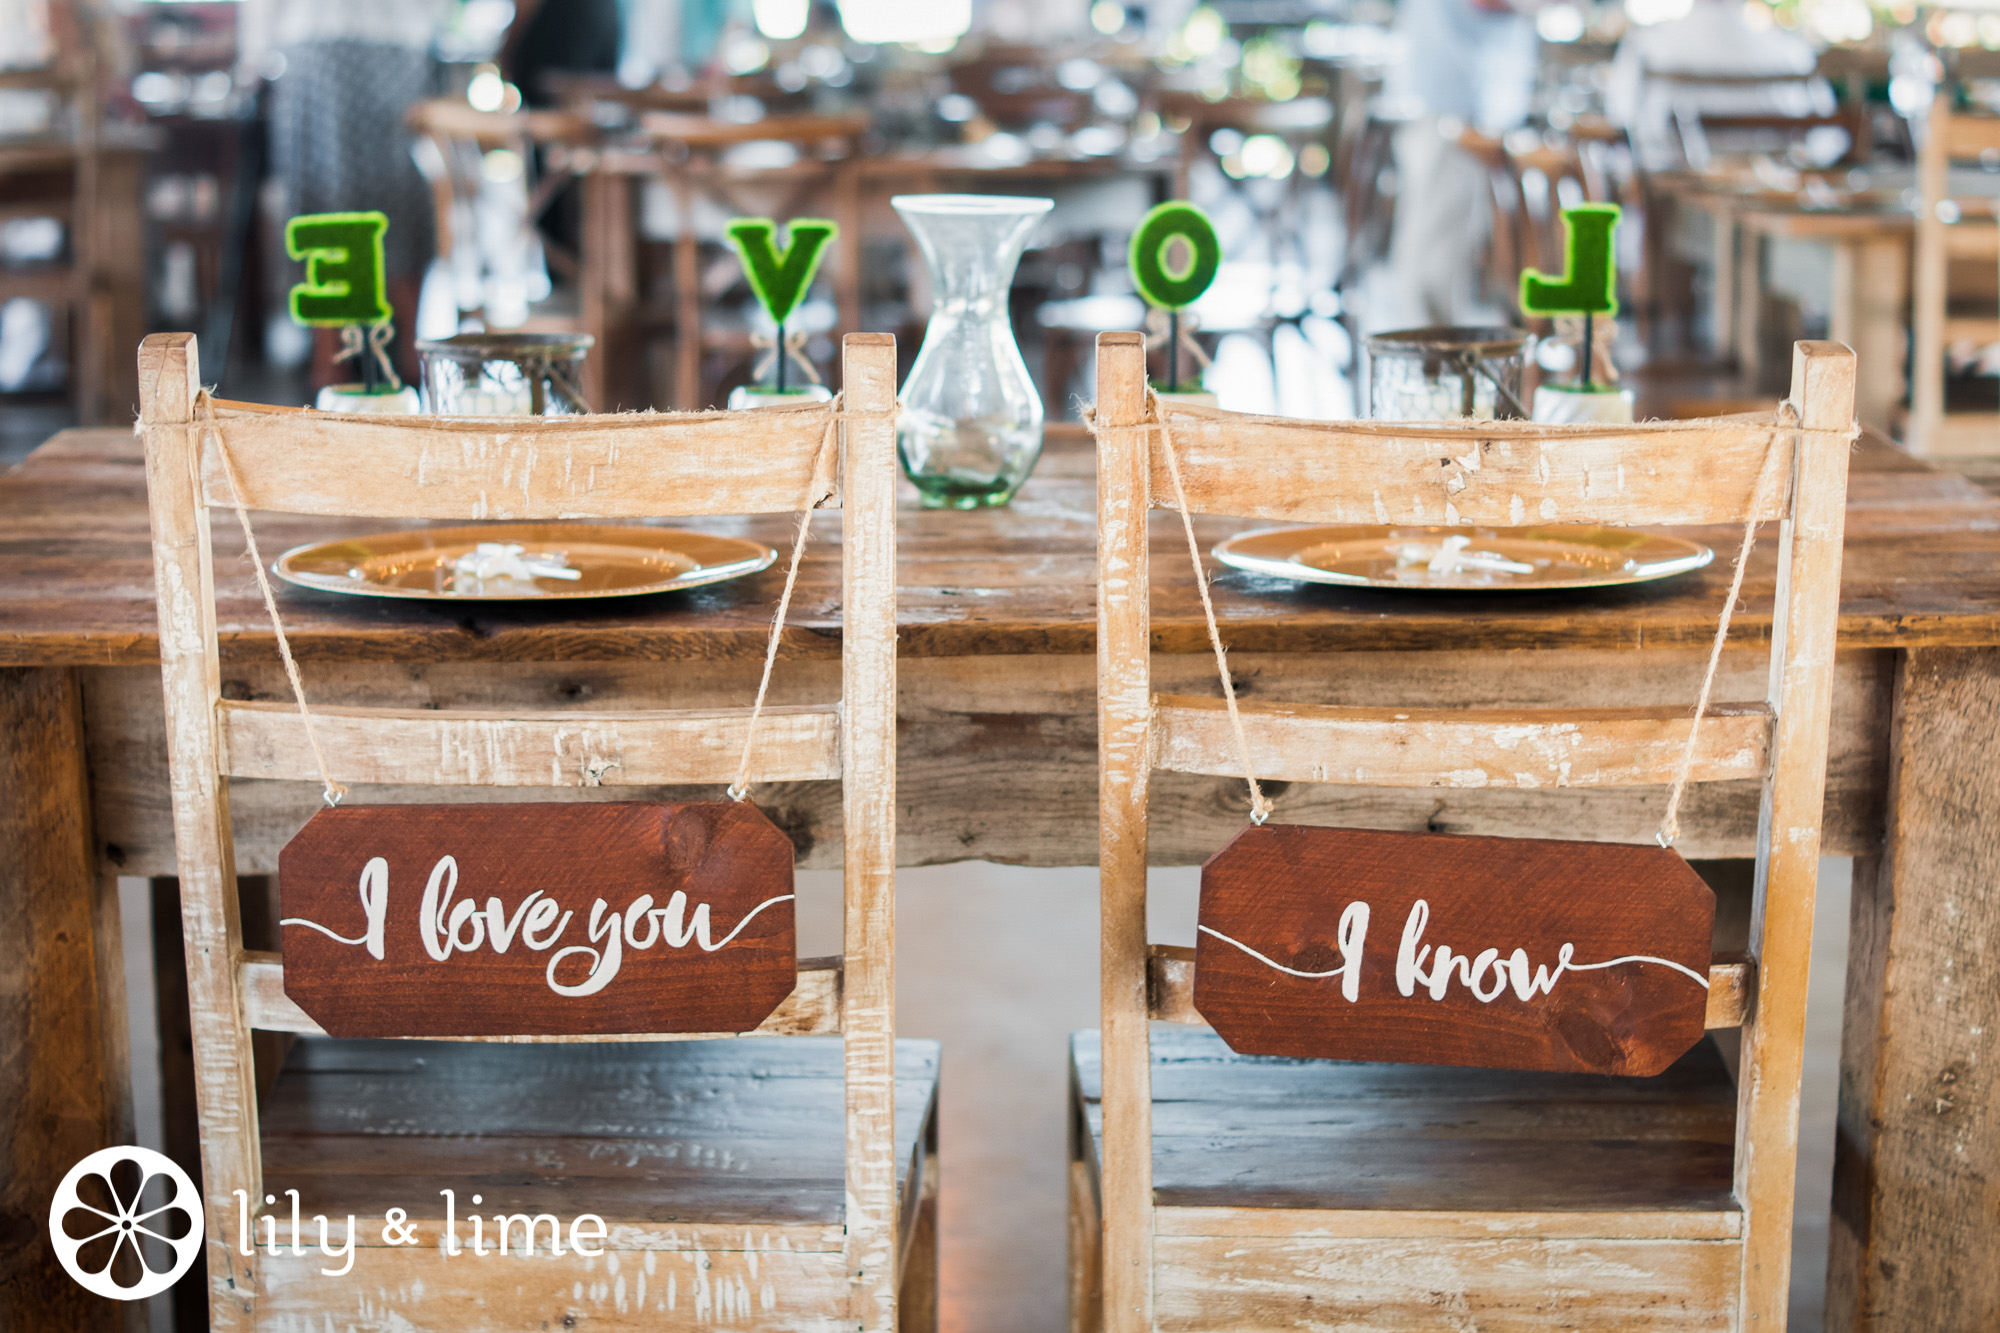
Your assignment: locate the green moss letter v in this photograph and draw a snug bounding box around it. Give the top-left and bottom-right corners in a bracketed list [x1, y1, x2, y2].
[1519, 204, 1620, 318]
[726, 218, 838, 324]
[286, 212, 392, 326]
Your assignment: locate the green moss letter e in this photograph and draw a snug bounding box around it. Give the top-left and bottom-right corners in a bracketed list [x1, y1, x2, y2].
[726, 217, 838, 324]
[286, 212, 392, 326]
[1519, 204, 1620, 318]
[1129, 201, 1220, 310]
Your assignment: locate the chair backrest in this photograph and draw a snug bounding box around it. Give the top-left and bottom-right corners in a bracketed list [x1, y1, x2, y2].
[1909, 95, 2000, 456]
[138, 330, 901, 1323]
[1090, 329, 1855, 1331]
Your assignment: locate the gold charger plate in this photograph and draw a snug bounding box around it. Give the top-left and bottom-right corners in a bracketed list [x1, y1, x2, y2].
[274, 524, 777, 601]
[1213, 525, 1714, 591]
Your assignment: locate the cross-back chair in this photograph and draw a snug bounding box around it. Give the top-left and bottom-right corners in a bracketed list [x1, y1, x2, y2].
[1907, 95, 2000, 461]
[139, 330, 932, 1332]
[1076, 329, 1855, 1331]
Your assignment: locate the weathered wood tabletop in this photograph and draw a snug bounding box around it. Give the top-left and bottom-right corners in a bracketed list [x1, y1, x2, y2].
[3, 422, 1998, 1331]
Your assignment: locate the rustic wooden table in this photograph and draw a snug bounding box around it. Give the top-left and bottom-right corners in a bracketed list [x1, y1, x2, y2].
[3, 423, 1998, 1330]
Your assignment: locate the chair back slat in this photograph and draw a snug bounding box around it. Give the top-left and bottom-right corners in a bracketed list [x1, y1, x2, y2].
[1144, 401, 1793, 528]
[190, 399, 840, 519]
[1152, 697, 1771, 788]
[217, 701, 842, 787]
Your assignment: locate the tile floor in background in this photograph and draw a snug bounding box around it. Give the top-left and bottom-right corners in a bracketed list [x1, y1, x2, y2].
[122, 858, 1852, 1332]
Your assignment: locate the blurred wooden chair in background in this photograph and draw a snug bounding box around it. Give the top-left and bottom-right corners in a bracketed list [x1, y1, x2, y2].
[1907, 96, 2000, 462]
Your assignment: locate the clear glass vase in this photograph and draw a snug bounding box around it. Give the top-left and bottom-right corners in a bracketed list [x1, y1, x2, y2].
[893, 194, 1052, 508]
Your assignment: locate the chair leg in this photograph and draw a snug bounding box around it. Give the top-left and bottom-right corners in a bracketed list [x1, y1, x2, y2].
[1067, 1158, 1103, 1333]
[898, 1148, 940, 1333]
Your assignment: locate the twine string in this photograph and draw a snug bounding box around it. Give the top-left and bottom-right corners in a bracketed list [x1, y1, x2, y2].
[334, 323, 402, 392]
[197, 390, 348, 808]
[1079, 390, 1269, 824]
[749, 328, 825, 388]
[1656, 408, 1794, 848]
[727, 394, 847, 802]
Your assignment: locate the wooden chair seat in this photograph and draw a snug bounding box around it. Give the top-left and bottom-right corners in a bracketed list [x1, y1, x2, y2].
[253, 1036, 940, 1328]
[1070, 1027, 1747, 1329]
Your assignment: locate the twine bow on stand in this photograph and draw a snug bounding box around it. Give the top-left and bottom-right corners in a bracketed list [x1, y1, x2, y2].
[1549, 312, 1620, 391]
[749, 327, 823, 394]
[1143, 307, 1211, 393]
[334, 322, 402, 392]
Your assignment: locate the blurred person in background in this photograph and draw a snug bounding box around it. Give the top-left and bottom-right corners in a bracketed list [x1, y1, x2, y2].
[503, 0, 621, 108]
[1375, 0, 1539, 329]
[1606, 0, 1827, 172]
[267, 0, 449, 383]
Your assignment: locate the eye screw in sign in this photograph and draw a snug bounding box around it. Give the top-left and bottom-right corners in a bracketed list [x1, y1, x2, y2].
[50, 1146, 205, 1300]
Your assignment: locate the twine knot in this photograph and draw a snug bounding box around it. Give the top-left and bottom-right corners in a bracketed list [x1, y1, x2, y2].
[750, 327, 823, 388]
[333, 322, 402, 392]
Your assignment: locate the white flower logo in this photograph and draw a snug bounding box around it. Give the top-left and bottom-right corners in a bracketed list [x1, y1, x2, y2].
[49, 1147, 204, 1300]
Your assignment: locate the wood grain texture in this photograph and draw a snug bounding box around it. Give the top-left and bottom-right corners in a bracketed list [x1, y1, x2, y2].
[1734, 342, 1856, 1328]
[1148, 944, 1755, 1030]
[1150, 1234, 1741, 1331]
[1829, 647, 2000, 1332]
[0, 668, 117, 1333]
[243, 952, 842, 1040]
[1192, 825, 1716, 1076]
[190, 395, 844, 519]
[247, 1036, 941, 1331]
[219, 699, 843, 786]
[1073, 1027, 1741, 1221]
[1147, 398, 1796, 527]
[76, 648, 1894, 877]
[140, 332, 263, 1327]
[5, 427, 1999, 671]
[1094, 332, 1156, 1333]
[277, 801, 798, 1038]
[1153, 696, 1771, 788]
[838, 333, 901, 1332]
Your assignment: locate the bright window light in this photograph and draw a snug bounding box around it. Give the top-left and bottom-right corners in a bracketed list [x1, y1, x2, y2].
[837, 0, 970, 45]
[1090, 1, 1125, 34]
[753, 0, 810, 40]
[1625, 0, 1693, 25]
[1537, 3, 1586, 41]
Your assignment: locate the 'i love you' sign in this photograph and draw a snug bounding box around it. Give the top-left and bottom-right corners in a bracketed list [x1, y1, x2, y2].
[278, 802, 798, 1038]
[1193, 825, 1715, 1076]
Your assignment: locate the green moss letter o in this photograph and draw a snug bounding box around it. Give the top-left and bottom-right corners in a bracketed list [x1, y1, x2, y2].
[1129, 202, 1220, 310]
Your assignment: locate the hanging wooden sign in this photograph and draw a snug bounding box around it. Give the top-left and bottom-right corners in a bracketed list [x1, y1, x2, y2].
[1192, 825, 1714, 1077]
[278, 801, 798, 1038]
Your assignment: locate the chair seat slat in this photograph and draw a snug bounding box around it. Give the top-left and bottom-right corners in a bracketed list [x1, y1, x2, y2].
[217, 699, 842, 786]
[1151, 695, 1772, 789]
[239, 952, 844, 1039]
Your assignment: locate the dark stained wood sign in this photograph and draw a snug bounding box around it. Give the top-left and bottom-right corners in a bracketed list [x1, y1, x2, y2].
[279, 801, 798, 1038]
[1193, 825, 1715, 1076]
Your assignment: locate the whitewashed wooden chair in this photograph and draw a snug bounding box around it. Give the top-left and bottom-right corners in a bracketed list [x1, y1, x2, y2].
[1076, 329, 1855, 1332]
[1907, 96, 2000, 460]
[139, 330, 933, 1332]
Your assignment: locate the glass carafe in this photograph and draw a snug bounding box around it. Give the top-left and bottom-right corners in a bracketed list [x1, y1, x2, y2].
[893, 194, 1052, 508]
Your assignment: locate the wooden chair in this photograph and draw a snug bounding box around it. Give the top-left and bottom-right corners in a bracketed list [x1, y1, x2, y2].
[138, 330, 935, 1331]
[1077, 329, 1855, 1331]
[1907, 96, 2000, 460]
